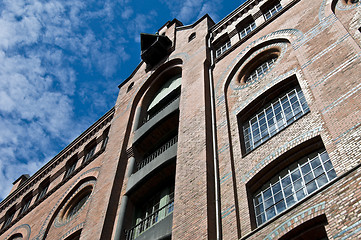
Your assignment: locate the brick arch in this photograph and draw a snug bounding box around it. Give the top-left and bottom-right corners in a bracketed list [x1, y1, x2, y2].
[4, 224, 31, 240]
[264, 204, 327, 240]
[214, 29, 303, 100]
[32, 167, 99, 240]
[131, 58, 183, 129]
[116, 58, 184, 119]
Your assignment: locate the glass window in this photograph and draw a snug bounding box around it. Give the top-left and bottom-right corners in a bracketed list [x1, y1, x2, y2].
[239, 21, 256, 39]
[127, 186, 175, 240]
[64, 160, 77, 179]
[243, 87, 309, 154]
[2, 209, 15, 229]
[36, 182, 49, 201]
[264, 2, 283, 20]
[245, 56, 277, 83]
[84, 145, 96, 162]
[19, 197, 32, 215]
[66, 191, 91, 220]
[253, 149, 336, 226]
[216, 40, 231, 58]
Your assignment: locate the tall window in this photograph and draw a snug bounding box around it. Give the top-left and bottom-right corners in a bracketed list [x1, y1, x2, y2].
[239, 21, 256, 39]
[253, 149, 336, 226]
[216, 40, 231, 58]
[83, 144, 96, 163]
[64, 158, 77, 179]
[127, 186, 174, 240]
[101, 127, 110, 149]
[2, 208, 15, 229]
[19, 195, 32, 215]
[36, 181, 49, 201]
[243, 86, 309, 154]
[263, 2, 282, 20]
[143, 75, 181, 124]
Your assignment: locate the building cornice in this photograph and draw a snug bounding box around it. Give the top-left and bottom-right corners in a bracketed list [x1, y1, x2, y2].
[0, 107, 115, 211]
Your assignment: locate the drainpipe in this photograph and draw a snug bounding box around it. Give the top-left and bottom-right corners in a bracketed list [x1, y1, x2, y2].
[207, 32, 222, 240]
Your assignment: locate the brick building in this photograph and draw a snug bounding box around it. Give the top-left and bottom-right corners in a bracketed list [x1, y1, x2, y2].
[1, 0, 360, 239]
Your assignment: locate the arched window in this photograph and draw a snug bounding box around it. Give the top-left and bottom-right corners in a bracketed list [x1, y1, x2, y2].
[279, 215, 329, 240]
[188, 32, 196, 42]
[66, 192, 91, 220]
[343, 0, 359, 4]
[245, 137, 335, 229]
[36, 178, 50, 201]
[246, 56, 277, 82]
[19, 192, 33, 216]
[62, 186, 92, 221]
[83, 140, 97, 163]
[239, 78, 309, 154]
[8, 233, 23, 240]
[145, 74, 181, 121]
[239, 48, 280, 84]
[64, 155, 78, 179]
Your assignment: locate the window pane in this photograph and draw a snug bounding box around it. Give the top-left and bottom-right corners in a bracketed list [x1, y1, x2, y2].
[301, 163, 311, 175]
[306, 180, 317, 194]
[275, 200, 286, 213]
[255, 203, 264, 215]
[314, 166, 324, 177]
[274, 191, 283, 203]
[327, 169, 337, 180]
[253, 149, 336, 226]
[316, 174, 328, 188]
[296, 189, 306, 200]
[291, 169, 301, 181]
[266, 206, 276, 219]
[286, 195, 296, 207]
[304, 172, 314, 183]
[281, 176, 291, 187]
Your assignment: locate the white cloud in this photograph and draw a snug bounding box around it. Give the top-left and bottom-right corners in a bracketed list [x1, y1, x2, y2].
[0, 0, 127, 200]
[121, 7, 134, 19]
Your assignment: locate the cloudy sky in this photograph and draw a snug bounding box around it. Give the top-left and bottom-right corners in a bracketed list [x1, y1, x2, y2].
[0, 0, 244, 200]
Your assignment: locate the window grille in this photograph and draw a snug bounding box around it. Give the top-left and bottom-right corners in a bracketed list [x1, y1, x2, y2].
[84, 145, 96, 162]
[243, 87, 309, 153]
[240, 21, 256, 39]
[36, 183, 49, 201]
[253, 149, 336, 226]
[101, 136, 109, 149]
[65, 160, 77, 179]
[216, 41, 231, 57]
[67, 192, 91, 220]
[264, 2, 282, 20]
[19, 198, 32, 215]
[2, 211, 15, 229]
[246, 56, 277, 83]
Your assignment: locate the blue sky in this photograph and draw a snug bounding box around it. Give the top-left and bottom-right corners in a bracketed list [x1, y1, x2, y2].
[0, 0, 245, 200]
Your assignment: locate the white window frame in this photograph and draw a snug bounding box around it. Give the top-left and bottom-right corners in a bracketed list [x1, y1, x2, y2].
[216, 41, 231, 58]
[264, 2, 282, 20]
[253, 149, 337, 226]
[243, 87, 310, 154]
[239, 21, 256, 39]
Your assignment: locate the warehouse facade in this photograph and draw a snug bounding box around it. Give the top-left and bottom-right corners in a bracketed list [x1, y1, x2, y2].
[1, 0, 360, 239]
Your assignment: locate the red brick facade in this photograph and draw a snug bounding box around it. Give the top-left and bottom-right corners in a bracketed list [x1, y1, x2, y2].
[1, 0, 360, 239]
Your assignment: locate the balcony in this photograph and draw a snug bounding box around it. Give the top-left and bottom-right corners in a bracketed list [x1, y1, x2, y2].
[126, 201, 174, 240]
[126, 136, 178, 193]
[134, 95, 180, 144]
